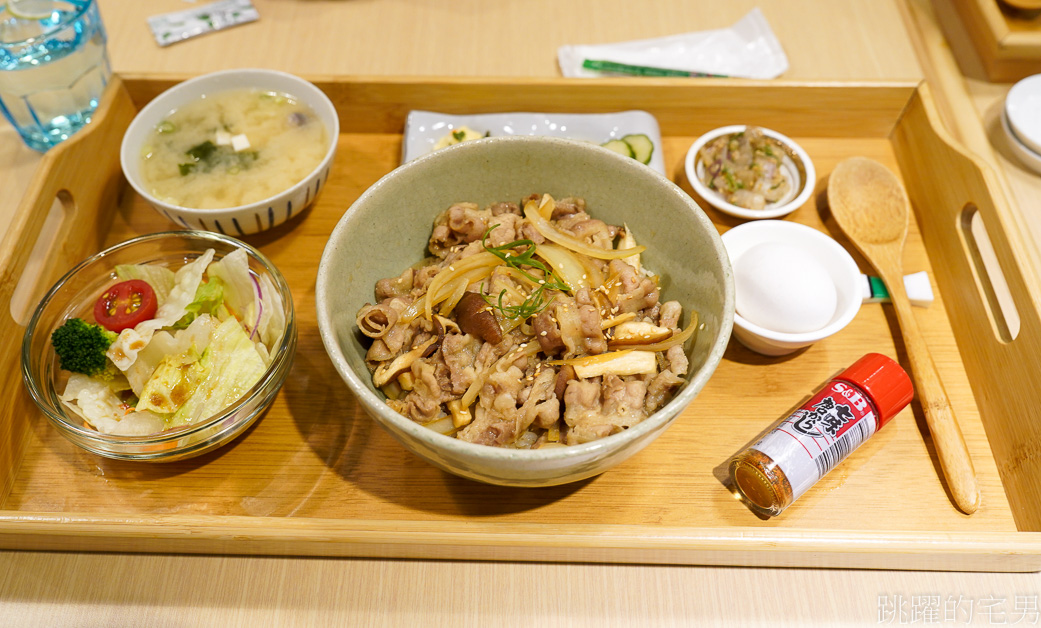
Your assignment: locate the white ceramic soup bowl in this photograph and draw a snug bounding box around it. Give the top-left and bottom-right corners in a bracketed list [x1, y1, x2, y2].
[316, 135, 735, 487]
[120, 68, 338, 236]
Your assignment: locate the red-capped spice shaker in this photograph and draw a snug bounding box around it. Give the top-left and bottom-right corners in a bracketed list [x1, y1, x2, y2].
[728, 353, 914, 517]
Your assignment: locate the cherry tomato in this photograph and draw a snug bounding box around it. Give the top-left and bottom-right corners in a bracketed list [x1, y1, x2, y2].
[93, 279, 158, 332]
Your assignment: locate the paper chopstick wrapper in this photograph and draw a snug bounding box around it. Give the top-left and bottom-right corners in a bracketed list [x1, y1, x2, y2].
[557, 8, 788, 80]
[148, 0, 259, 47]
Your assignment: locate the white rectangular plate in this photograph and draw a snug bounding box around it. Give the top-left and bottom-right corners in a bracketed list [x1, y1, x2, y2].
[402, 110, 666, 175]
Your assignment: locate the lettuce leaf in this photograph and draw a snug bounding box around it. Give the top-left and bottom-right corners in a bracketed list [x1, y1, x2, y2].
[123, 314, 217, 397]
[107, 249, 215, 371]
[207, 248, 287, 358]
[116, 264, 177, 306]
[135, 345, 207, 415]
[59, 373, 167, 436]
[205, 249, 255, 330]
[172, 276, 229, 329]
[169, 316, 267, 426]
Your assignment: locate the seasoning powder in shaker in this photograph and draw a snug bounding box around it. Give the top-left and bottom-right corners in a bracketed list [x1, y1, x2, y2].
[729, 353, 913, 516]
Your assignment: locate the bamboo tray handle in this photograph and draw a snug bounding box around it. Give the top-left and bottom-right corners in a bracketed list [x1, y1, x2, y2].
[0, 77, 135, 498]
[0, 76, 136, 322]
[896, 85, 1041, 526]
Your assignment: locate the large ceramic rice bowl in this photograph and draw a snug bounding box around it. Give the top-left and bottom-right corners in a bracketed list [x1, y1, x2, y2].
[316, 136, 734, 486]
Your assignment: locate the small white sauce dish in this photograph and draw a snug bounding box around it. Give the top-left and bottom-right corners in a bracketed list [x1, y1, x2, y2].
[120, 68, 339, 236]
[1005, 74, 1041, 156]
[721, 220, 862, 356]
[685, 125, 816, 220]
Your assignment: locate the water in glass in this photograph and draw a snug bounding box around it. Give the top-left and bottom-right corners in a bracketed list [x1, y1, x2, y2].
[0, 0, 111, 152]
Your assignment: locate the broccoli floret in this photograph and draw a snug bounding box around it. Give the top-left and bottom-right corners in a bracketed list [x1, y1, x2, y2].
[51, 318, 120, 378]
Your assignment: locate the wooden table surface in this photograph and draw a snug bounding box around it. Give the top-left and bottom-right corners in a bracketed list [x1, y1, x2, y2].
[2, 0, 1039, 625]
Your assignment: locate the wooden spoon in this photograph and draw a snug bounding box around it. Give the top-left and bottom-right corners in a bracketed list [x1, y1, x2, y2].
[827, 157, 981, 515]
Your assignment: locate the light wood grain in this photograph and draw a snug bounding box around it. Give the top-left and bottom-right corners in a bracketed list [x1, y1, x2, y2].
[828, 157, 980, 515]
[96, 0, 923, 82]
[4, 0, 1041, 623]
[2, 76, 1037, 571]
[2, 551, 1039, 628]
[942, 0, 1041, 81]
[0, 78, 136, 515]
[890, 84, 1041, 531]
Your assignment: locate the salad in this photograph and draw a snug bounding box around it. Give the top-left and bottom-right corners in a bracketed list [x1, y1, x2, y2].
[51, 248, 286, 437]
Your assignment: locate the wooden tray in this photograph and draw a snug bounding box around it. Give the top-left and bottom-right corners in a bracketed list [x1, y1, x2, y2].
[942, 0, 1041, 82]
[2, 75, 1041, 572]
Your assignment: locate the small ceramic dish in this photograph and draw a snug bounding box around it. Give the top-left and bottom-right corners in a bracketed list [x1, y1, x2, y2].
[402, 109, 667, 175]
[21, 231, 297, 461]
[1005, 74, 1041, 156]
[120, 68, 339, 236]
[684, 125, 815, 220]
[1001, 107, 1041, 175]
[721, 220, 861, 356]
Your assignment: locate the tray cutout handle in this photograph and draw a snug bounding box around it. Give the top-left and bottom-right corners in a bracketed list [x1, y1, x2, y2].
[8, 191, 74, 326]
[0, 77, 134, 505]
[961, 203, 1021, 342]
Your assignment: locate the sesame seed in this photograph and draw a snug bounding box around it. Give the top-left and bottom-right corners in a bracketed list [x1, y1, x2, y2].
[540, 331, 548, 336]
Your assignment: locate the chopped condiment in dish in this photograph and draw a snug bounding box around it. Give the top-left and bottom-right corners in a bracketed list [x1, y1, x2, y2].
[697, 126, 791, 210]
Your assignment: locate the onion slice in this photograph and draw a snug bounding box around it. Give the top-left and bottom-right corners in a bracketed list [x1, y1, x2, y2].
[523, 203, 645, 260]
[422, 252, 501, 319]
[534, 243, 593, 292]
[439, 278, 471, 317]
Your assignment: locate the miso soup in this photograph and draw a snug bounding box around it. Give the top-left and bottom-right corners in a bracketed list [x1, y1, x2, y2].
[140, 88, 329, 209]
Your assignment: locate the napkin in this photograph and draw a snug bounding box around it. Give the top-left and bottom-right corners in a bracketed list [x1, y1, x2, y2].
[557, 8, 788, 79]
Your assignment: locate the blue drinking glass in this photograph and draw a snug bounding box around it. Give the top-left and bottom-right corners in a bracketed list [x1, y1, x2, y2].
[0, 0, 111, 152]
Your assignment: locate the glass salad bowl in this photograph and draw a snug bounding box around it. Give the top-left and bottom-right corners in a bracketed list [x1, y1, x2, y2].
[21, 231, 297, 461]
